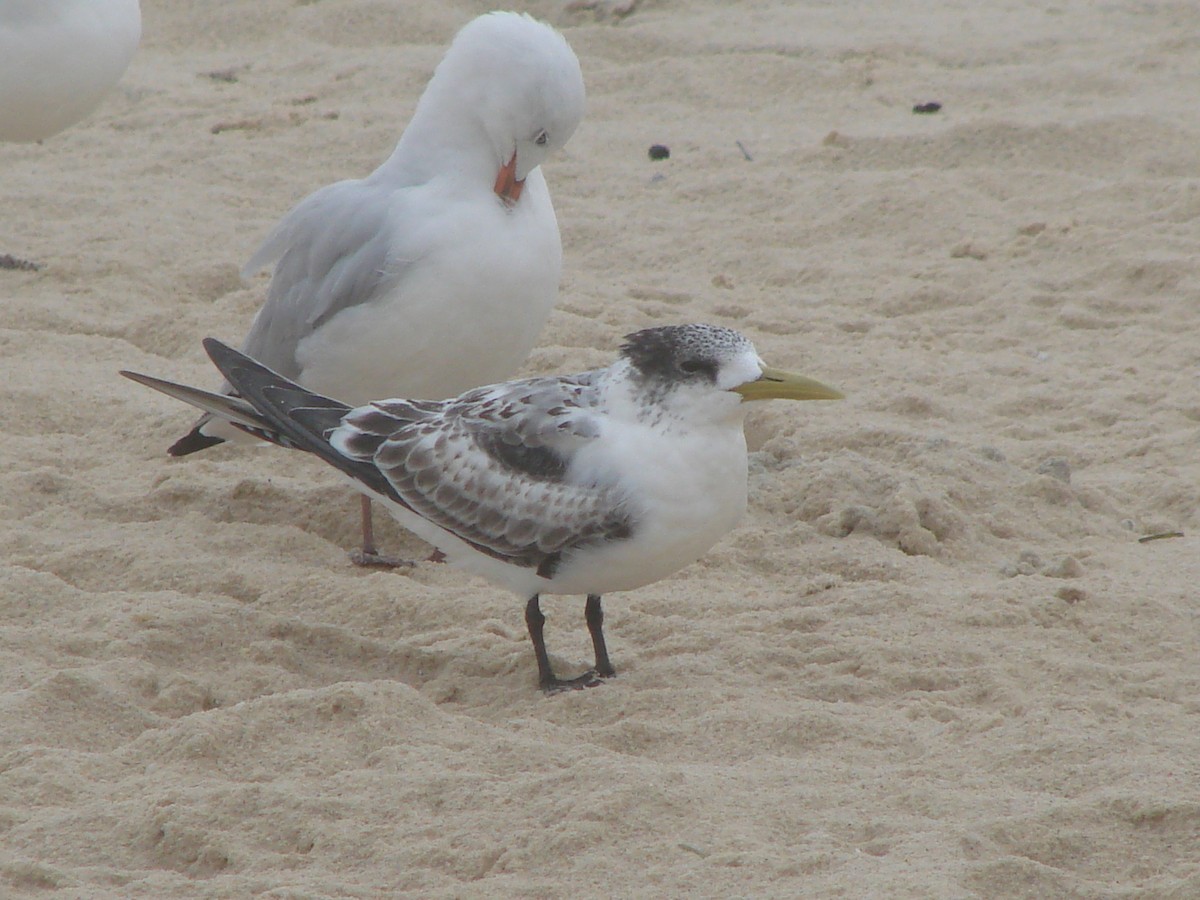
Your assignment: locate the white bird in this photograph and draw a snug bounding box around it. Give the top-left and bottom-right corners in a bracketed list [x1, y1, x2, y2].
[123, 324, 843, 692]
[0, 0, 141, 142]
[167, 11, 586, 566]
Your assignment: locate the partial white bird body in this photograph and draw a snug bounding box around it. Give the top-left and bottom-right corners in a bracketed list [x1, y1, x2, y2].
[253, 164, 562, 405]
[169, 11, 585, 565]
[124, 324, 843, 692]
[0, 0, 141, 142]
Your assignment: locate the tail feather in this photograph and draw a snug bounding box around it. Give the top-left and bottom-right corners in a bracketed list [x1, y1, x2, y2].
[120, 370, 280, 444]
[123, 341, 404, 505]
[199, 339, 400, 501]
[167, 421, 225, 456]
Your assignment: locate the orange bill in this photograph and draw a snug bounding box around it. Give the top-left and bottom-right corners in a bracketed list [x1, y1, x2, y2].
[494, 152, 524, 204]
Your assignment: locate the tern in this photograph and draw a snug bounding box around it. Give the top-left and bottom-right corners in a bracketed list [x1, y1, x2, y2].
[124, 324, 843, 692]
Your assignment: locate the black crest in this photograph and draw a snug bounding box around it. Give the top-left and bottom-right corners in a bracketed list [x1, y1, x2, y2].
[619, 324, 751, 386]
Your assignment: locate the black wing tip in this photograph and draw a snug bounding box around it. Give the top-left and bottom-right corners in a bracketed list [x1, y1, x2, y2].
[119, 368, 163, 389]
[201, 337, 294, 395]
[202, 337, 242, 370]
[168, 429, 225, 457]
[119, 368, 226, 457]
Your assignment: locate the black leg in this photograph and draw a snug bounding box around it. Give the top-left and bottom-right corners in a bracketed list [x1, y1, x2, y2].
[525, 595, 556, 689]
[585, 594, 616, 679]
[525, 595, 606, 693]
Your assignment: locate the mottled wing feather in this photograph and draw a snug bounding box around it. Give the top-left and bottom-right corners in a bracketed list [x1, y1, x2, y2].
[204, 336, 634, 575]
[331, 372, 632, 573]
[330, 399, 443, 459]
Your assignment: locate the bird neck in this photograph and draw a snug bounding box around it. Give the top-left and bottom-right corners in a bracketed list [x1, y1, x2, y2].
[602, 364, 748, 432]
[374, 83, 507, 191]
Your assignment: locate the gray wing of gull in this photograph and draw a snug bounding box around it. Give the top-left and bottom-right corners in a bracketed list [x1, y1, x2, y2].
[332, 372, 634, 577]
[239, 176, 403, 379]
[170, 177, 401, 451]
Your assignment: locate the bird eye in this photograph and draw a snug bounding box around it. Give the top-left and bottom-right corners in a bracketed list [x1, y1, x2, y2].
[534, 130, 549, 146]
[678, 359, 706, 374]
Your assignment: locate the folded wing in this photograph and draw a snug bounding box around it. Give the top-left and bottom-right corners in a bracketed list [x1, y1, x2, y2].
[188, 341, 634, 578]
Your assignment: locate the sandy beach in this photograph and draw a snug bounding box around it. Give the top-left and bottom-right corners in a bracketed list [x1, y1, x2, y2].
[2, 1, 1198, 896]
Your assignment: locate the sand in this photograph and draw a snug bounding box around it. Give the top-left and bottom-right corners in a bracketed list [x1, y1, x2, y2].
[2, 0, 1199, 896]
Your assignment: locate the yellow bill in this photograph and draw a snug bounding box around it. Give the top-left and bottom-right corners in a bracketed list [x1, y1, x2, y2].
[733, 366, 844, 402]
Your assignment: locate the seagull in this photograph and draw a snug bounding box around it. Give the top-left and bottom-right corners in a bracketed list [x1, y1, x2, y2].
[166, 11, 586, 566]
[0, 0, 141, 142]
[122, 323, 843, 692]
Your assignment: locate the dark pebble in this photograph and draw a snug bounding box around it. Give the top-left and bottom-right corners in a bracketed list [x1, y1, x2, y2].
[648, 144, 670, 160]
[0, 254, 41, 272]
[912, 102, 942, 114]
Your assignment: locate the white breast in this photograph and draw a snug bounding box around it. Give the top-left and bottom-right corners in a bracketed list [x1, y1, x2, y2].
[545, 416, 750, 596]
